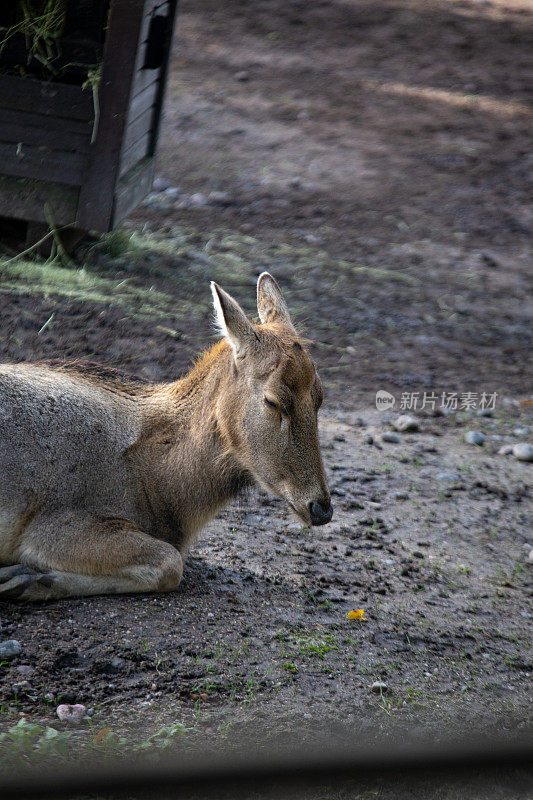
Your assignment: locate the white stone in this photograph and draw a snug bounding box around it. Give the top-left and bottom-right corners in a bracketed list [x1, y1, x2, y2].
[0, 640, 21, 660]
[393, 415, 419, 432]
[513, 443, 533, 462]
[464, 431, 485, 446]
[56, 704, 86, 726]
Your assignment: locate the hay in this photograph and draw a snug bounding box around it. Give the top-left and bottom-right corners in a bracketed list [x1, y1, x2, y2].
[0, 0, 67, 77]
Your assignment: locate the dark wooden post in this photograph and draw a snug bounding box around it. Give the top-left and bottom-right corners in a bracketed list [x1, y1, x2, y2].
[77, 0, 148, 231]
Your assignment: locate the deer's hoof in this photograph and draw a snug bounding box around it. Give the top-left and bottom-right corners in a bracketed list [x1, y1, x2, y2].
[0, 565, 53, 599]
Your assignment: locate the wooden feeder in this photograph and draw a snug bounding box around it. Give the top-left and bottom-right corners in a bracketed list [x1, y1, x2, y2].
[0, 0, 178, 243]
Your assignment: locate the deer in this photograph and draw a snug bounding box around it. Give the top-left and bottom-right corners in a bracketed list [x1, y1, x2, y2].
[0, 273, 332, 601]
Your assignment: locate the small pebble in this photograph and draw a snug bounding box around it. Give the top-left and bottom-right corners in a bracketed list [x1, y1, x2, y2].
[0, 640, 22, 660]
[140, 192, 172, 210]
[189, 192, 208, 207]
[441, 407, 456, 416]
[208, 190, 233, 206]
[12, 681, 31, 696]
[152, 176, 172, 192]
[480, 250, 499, 268]
[371, 680, 388, 693]
[56, 704, 86, 726]
[528, 549, 533, 564]
[393, 415, 419, 432]
[234, 70, 249, 81]
[513, 443, 533, 462]
[476, 408, 493, 417]
[381, 432, 400, 444]
[363, 433, 374, 445]
[513, 427, 529, 437]
[163, 186, 182, 200]
[498, 445, 513, 456]
[16, 665, 34, 677]
[436, 473, 461, 481]
[464, 431, 485, 446]
[393, 491, 409, 500]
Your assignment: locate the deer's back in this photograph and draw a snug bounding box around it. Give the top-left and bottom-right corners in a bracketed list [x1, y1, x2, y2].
[0, 363, 143, 528]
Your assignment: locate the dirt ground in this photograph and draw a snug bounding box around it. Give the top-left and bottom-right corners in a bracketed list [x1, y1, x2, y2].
[0, 0, 532, 784]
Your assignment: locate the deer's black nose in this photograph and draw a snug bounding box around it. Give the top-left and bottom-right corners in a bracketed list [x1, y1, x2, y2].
[309, 500, 333, 526]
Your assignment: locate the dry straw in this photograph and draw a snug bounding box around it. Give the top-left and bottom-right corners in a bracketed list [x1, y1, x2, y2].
[0, 0, 67, 77]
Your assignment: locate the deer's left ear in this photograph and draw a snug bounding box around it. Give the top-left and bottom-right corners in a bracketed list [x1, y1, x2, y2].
[211, 281, 256, 357]
[257, 272, 293, 327]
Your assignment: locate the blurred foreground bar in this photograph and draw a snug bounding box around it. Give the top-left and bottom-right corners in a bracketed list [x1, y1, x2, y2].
[0, 733, 532, 799]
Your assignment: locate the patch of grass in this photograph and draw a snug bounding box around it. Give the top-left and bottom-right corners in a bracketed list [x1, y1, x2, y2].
[86, 223, 422, 330]
[0, 257, 176, 321]
[293, 630, 339, 660]
[282, 661, 298, 674]
[0, 717, 195, 766]
[93, 229, 137, 260]
[301, 585, 331, 609]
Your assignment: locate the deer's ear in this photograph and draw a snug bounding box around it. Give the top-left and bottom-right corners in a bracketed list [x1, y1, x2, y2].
[257, 272, 293, 327]
[211, 281, 256, 356]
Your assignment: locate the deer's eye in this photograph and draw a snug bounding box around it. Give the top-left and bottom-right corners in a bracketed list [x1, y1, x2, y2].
[264, 397, 278, 410]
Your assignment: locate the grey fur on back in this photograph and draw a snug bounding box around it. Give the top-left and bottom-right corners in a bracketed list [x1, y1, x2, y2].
[0, 364, 140, 560]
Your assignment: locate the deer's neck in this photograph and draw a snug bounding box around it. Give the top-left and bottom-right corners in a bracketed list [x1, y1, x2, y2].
[140, 343, 250, 545]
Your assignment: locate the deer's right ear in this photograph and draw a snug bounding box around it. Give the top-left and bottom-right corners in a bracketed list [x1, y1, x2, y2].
[211, 281, 256, 357]
[257, 272, 293, 327]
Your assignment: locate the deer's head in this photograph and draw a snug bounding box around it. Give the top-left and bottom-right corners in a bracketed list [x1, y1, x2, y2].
[211, 273, 332, 527]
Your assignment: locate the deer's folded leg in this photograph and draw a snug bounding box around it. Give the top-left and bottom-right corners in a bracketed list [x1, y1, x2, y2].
[6, 512, 183, 601]
[0, 564, 53, 599]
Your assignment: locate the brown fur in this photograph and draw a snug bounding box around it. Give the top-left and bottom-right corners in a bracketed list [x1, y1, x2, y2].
[0, 274, 331, 600]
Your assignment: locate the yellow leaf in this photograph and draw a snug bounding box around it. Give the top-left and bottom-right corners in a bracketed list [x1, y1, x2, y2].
[346, 609, 367, 621]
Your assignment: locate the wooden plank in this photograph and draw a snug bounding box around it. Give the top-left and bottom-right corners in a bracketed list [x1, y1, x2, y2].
[139, 2, 169, 46]
[119, 132, 151, 177]
[143, 0, 169, 19]
[121, 106, 154, 153]
[0, 121, 91, 154]
[112, 157, 155, 225]
[127, 79, 159, 125]
[128, 4, 171, 96]
[131, 60, 161, 96]
[0, 175, 79, 227]
[148, 0, 179, 158]
[77, 0, 149, 231]
[0, 107, 93, 138]
[0, 75, 94, 122]
[0, 143, 87, 186]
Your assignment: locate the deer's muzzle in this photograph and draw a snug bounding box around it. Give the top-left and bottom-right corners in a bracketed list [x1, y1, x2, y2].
[309, 500, 333, 526]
